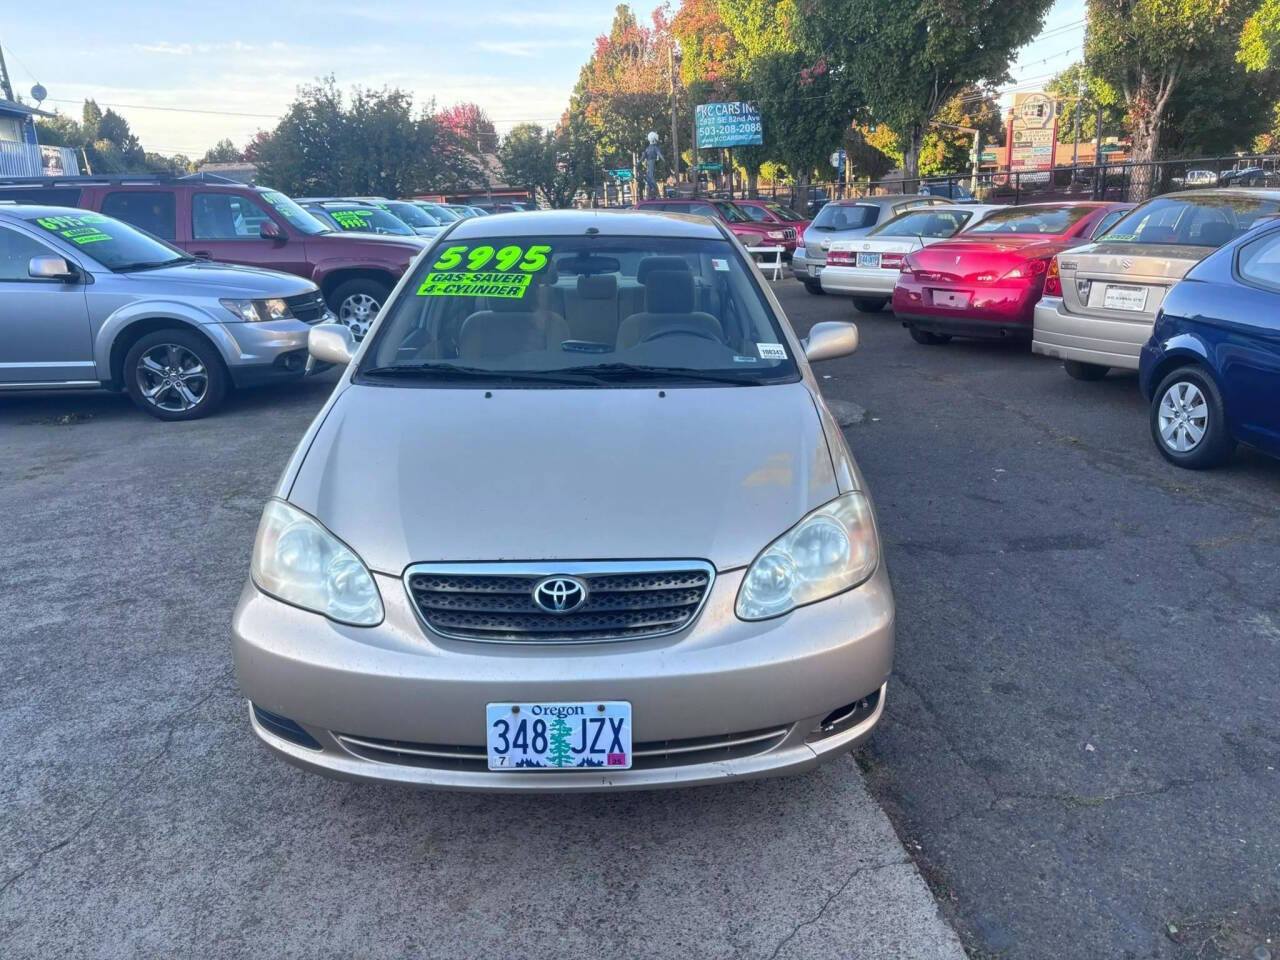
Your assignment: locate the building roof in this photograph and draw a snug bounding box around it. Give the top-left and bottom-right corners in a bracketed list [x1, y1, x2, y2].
[0, 99, 53, 119]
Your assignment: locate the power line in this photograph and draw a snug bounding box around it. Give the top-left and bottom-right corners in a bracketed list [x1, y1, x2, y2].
[45, 97, 280, 119]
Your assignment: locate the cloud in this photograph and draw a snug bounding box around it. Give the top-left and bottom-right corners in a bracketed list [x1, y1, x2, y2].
[133, 41, 192, 56]
[473, 39, 585, 58]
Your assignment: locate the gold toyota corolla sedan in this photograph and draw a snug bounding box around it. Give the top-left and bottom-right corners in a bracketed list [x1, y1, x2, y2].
[1033, 189, 1280, 380]
[232, 209, 892, 791]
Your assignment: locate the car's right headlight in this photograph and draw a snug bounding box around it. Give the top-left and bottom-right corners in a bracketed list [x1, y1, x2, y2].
[736, 492, 879, 621]
[250, 499, 383, 626]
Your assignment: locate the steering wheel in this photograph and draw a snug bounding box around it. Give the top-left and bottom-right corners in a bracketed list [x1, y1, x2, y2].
[639, 325, 723, 345]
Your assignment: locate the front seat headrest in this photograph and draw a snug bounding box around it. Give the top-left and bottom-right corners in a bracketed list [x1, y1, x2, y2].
[645, 270, 695, 314]
[636, 256, 693, 285]
[577, 273, 617, 300]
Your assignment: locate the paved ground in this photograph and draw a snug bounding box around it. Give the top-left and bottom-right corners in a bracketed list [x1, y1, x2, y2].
[0, 344, 962, 958]
[777, 283, 1280, 959]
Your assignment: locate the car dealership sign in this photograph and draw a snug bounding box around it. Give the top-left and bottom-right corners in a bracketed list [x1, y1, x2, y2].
[695, 102, 763, 148]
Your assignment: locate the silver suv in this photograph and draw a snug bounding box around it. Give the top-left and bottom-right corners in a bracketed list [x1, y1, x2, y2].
[0, 204, 334, 420]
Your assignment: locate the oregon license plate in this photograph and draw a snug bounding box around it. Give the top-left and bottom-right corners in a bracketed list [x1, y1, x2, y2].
[857, 252, 881, 268]
[933, 289, 971, 309]
[486, 701, 632, 770]
[1103, 284, 1148, 311]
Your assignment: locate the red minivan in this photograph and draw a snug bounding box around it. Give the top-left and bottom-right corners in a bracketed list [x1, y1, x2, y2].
[0, 174, 426, 333]
[634, 198, 784, 249]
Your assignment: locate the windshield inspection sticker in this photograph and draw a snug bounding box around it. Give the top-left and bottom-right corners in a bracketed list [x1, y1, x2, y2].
[34, 214, 113, 246]
[712, 258, 730, 271]
[757, 342, 787, 360]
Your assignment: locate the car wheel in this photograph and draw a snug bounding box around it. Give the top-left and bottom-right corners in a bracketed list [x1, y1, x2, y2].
[329, 278, 391, 340]
[909, 326, 952, 345]
[804, 280, 825, 295]
[852, 296, 889, 313]
[124, 329, 227, 421]
[1150, 365, 1235, 469]
[1063, 359, 1109, 381]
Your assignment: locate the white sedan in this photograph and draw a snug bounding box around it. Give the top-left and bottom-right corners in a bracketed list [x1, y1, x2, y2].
[820, 204, 1001, 311]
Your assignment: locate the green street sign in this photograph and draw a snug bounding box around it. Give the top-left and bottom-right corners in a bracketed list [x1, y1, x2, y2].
[697, 162, 723, 172]
[980, 151, 998, 163]
[610, 168, 634, 180]
[1100, 143, 1123, 153]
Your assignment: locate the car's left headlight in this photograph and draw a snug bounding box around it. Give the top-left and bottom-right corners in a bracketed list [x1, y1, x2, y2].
[767, 230, 786, 239]
[220, 298, 294, 322]
[736, 492, 879, 621]
[250, 499, 383, 626]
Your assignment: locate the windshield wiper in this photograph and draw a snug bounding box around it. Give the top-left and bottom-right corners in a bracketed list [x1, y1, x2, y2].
[361, 363, 608, 385]
[554, 363, 769, 385]
[113, 256, 193, 272]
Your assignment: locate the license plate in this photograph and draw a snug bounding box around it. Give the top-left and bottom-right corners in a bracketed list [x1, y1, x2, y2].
[486, 701, 632, 770]
[1103, 284, 1148, 311]
[812, 265, 823, 277]
[857, 252, 881, 268]
[933, 290, 970, 309]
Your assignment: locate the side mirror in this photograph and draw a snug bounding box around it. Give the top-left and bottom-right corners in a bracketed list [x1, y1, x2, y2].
[259, 220, 284, 242]
[28, 255, 77, 282]
[308, 322, 357, 366]
[803, 321, 859, 362]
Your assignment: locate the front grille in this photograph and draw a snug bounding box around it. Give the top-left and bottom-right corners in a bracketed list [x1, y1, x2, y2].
[335, 724, 789, 772]
[782, 227, 797, 241]
[285, 291, 328, 324]
[404, 561, 715, 644]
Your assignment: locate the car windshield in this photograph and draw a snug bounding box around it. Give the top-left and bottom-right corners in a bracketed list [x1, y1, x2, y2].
[713, 201, 752, 223]
[316, 205, 415, 236]
[870, 209, 971, 238]
[420, 202, 460, 223]
[811, 203, 876, 230]
[767, 203, 805, 221]
[259, 190, 331, 235]
[27, 212, 191, 270]
[1100, 195, 1280, 246]
[381, 201, 439, 228]
[964, 204, 1092, 235]
[360, 233, 800, 387]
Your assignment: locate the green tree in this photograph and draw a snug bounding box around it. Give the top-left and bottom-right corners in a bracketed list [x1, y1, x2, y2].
[796, 0, 1054, 183]
[197, 138, 243, 166]
[1239, 0, 1280, 71]
[1046, 63, 1125, 145]
[546, 715, 574, 767]
[499, 121, 593, 208]
[1086, 0, 1253, 197]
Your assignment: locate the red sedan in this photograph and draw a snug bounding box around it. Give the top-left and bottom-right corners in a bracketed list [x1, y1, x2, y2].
[893, 202, 1131, 345]
[732, 199, 811, 254]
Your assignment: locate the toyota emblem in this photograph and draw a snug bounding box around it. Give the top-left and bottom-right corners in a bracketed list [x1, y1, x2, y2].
[532, 576, 588, 613]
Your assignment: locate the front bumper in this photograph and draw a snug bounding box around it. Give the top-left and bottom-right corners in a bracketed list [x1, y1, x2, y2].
[820, 266, 898, 297]
[233, 565, 895, 791]
[215, 315, 333, 387]
[1031, 297, 1151, 370]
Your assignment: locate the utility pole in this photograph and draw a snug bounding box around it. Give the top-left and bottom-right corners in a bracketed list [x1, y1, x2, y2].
[1072, 75, 1085, 168]
[668, 43, 680, 183]
[0, 39, 15, 102]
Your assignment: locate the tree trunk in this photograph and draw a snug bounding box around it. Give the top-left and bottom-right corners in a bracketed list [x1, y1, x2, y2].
[794, 171, 810, 213]
[1128, 106, 1162, 203]
[902, 124, 922, 191]
[746, 167, 758, 199]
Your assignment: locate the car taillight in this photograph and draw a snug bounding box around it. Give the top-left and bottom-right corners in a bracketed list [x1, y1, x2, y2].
[827, 250, 854, 266]
[900, 255, 916, 275]
[1002, 258, 1049, 282]
[1044, 257, 1063, 296]
[881, 253, 904, 270]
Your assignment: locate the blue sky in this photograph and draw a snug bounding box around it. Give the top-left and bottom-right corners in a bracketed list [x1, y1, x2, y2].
[1, 0, 1085, 158]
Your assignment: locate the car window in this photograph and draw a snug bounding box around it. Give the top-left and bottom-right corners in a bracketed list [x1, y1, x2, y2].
[258, 190, 331, 235]
[26, 212, 187, 270]
[1103, 195, 1280, 246]
[811, 204, 876, 230]
[766, 203, 804, 221]
[687, 203, 718, 218]
[361, 233, 800, 387]
[1090, 209, 1127, 240]
[192, 192, 275, 240]
[741, 205, 770, 222]
[713, 201, 751, 223]
[1236, 228, 1280, 291]
[382, 201, 438, 228]
[965, 205, 1094, 235]
[0, 224, 58, 281]
[101, 191, 177, 241]
[871, 209, 971, 239]
[315, 205, 416, 236]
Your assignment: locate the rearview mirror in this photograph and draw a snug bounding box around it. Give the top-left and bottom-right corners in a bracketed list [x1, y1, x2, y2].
[803, 321, 859, 362]
[259, 220, 284, 242]
[308, 322, 356, 366]
[28, 255, 77, 282]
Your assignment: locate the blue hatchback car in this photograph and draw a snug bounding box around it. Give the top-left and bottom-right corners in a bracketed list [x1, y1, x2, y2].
[1139, 218, 1280, 468]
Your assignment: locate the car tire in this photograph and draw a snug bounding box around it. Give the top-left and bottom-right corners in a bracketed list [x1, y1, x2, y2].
[1063, 359, 1109, 381]
[1149, 365, 1235, 469]
[909, 326, 952, 345]
[804, 280, 825, 295]
[329, 277, 392, 340]
[852, 296, 889, 313]
[123, 329, 228, 421]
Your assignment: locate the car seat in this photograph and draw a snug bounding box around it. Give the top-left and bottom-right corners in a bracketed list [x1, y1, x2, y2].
[457, 279, 569, 360]
[616, 269, 723, 349]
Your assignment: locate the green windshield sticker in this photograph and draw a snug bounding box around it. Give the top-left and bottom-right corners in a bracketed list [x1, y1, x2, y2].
[35, 214, 113, 245]
[262, 191, 305, 221]
[331, 210, 374, 230]
[417, 272, 532, 298]
[416, 244, 552, 297]
[1102, 233, 1136, 241]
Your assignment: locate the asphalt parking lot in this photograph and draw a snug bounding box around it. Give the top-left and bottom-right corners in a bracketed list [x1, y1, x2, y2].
[2, 279, 1277, 959]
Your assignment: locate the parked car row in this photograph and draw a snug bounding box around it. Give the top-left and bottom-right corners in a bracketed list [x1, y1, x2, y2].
[812, 189, 1280, 469]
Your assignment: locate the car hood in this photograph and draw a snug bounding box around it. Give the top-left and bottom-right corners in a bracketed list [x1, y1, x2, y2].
[313, 231, 427, 252]
[288, 380, 840, 573]
[116, 260, 318, 296]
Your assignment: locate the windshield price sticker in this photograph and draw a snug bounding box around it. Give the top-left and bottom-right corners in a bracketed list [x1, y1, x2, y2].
[417, 243, 552, 298]
[35, 214, 113, 246]
[331, 210, 374, 230]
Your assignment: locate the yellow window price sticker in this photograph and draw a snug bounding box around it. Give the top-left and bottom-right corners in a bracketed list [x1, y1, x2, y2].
[417, 272, 533, 299]
[417, 244, 552, 298]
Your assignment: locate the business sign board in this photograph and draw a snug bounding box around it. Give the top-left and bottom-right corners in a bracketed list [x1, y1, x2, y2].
[695, 101, 763, 148]
[1007, 92, 1058, 171]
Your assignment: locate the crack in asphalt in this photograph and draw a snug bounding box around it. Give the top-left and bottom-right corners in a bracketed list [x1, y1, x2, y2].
[764, 857, 912, 960]
[0, 668, 234, 903]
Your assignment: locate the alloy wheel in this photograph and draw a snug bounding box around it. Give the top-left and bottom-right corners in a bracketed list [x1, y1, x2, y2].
[135, 344, 209, 414]
[338, 293, 381, 340]
[1157, 380, 1209, 453]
